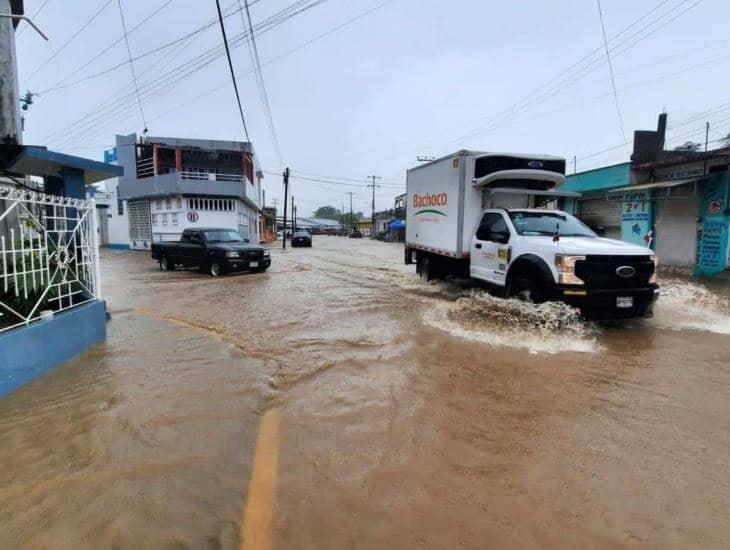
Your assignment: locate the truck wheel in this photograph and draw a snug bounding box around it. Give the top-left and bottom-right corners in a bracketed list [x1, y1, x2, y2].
[209, 262, 222, 277]
[510, 277, 545, 304]
[160, 256, 171, 271]
[418, 255, 432, 281]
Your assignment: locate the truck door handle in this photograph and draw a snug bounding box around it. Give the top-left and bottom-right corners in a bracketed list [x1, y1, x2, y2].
[475, 243, 482, 249]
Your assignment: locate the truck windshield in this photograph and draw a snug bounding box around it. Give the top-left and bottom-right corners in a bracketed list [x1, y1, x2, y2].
[508, 211, 596, 238]
[203, 230, 244, 243]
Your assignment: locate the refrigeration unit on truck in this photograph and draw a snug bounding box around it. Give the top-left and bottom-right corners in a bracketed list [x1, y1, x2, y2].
[404, 150, 659, 319]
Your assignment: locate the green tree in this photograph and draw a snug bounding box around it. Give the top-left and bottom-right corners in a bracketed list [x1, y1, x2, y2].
[313, 206, 341, 219]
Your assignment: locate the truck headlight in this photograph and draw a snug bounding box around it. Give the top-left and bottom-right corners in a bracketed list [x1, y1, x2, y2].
[226, 251, 240, 258]
[555, 254, 585, 285]
[649, 255, 658, 283]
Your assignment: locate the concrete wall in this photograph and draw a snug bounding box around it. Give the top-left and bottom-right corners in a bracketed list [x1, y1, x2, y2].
[0, 300, 107, 398]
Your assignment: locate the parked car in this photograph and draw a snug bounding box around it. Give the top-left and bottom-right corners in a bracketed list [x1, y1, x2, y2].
[151, 228, 271, 277]
[349, 230, 363, 238]
[291, 229, 312, 247]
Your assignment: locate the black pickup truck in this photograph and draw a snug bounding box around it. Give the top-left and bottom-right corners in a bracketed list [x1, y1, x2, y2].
[151, 228, 271, 277]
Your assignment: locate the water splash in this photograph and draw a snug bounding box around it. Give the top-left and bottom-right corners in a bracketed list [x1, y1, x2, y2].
[422, 289, 601, 354]
[651, 278, 730, 335]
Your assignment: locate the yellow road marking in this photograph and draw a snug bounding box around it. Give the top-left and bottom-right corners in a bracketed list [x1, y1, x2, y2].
[241, 409, 282, 550]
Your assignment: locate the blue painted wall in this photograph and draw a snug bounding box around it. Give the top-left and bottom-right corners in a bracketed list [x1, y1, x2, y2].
[695, 174, 730, 276]
[0, 301, 107, 398]
[562, 162, 631, 193]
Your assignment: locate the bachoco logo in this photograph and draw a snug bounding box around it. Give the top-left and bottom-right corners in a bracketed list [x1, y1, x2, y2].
[413, 193, 448, 216]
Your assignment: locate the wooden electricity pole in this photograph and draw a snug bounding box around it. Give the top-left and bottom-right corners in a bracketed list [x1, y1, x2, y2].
[367, 175, 381, 238]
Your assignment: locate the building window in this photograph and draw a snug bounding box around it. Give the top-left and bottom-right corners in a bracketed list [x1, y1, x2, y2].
[177, 197, 182, 209]
[171, 213, 178, 225]
[166, 198, 172, 210]
[162, 213, 168, 225]
[152, 213, 159, 225]
[156, 200, 162, 210]
[117, 198, 124, 216]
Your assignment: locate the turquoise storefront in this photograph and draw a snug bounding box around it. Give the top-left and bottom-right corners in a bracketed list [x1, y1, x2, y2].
[562, 163, 730, 274]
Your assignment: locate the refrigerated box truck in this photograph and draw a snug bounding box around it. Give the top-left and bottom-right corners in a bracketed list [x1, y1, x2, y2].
[404, 150, 659, 319]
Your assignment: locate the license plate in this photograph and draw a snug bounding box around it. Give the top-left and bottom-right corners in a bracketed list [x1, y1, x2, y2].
[250, 261, 258, 268]
[617, 296, 633, 308]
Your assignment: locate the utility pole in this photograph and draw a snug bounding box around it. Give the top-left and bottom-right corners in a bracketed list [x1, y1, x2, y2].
[573, 155, 577, 175]
[0, 1, 48, 144]
[282, 167, 289, 249]
[291, 195, 295, 231]
[367, 175, 381, 238]
[347, 192, 355, 233]
[704, 121, 710, 176]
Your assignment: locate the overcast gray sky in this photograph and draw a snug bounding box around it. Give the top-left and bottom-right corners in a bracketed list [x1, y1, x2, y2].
[15, 0, 727, 216]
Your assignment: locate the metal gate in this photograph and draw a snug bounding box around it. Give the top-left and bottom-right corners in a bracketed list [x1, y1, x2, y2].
[0, 188, 101, 333]
[578, 197, 622, 239]
[127, 199, 151, 250]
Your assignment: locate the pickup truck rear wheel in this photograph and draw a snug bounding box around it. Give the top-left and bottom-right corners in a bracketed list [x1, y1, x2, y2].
[160, 255, 171, 271]
[209, 262, 222, 277]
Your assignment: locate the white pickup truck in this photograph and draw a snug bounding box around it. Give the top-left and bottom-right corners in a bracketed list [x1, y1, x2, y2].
[404, 150, 659, 319]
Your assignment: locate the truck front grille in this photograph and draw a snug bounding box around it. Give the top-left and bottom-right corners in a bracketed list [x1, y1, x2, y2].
[575, 255, 654, 289]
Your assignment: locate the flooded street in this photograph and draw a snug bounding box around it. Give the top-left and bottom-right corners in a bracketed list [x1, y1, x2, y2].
[2, 236, 730, 548]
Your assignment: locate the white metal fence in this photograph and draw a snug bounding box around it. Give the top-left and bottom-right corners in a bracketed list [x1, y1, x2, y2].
[0, 187, 101, 334]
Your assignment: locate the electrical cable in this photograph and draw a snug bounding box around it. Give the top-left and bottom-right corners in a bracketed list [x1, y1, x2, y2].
[447, 0, 703, 147]
[40, 0, 179, 93]
[596, 0, 627, 143]
[239, 0, 284, 166]
[45, 0, 323, 147]
[24, 0, 114, 82]
[16, 0, 52, 38]
[116, 0, 148, 133]
[216, 0, 250, 141]
[121, 0, 394, 140]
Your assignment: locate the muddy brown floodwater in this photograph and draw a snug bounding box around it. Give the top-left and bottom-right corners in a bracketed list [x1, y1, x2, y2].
[2, 236, 730, 549]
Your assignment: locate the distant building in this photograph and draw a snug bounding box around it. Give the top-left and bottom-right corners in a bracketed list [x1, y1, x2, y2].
[115, 133, 264, 249]
[353, 219, 372, 236]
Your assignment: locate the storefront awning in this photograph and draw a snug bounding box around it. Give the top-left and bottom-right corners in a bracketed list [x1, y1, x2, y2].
[608, 177, 701, 194]
[389, 219, 405, 230]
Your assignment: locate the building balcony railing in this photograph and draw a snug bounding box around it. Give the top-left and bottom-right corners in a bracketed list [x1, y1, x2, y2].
[121, 166, 260, 210]
[179, 171, 244, 183]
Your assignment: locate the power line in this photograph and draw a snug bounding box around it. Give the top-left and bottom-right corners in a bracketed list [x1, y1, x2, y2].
[239, 0, 284, 165]
[45, 0, 324, 147]
[40, 0, 179, 93]
[25, 0, 114, 81]
[128, 0, 396, 145]
[16, 0, 52, 38]
[596, 0, 627, 143]
[36, 0, 263, 95]
[216, 0, 250, 142]
[446, 0, 702, 147]
[116, 0, 148, 133]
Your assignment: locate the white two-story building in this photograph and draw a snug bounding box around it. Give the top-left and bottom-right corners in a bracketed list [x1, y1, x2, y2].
[114, 133, 264, 249]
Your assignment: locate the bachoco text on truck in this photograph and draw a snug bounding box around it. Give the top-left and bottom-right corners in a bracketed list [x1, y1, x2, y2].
[403, 150, 659, 320]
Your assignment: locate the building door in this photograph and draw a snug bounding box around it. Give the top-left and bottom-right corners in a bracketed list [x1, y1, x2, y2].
[655, 187, 698, 267]
[97, 206, 110, 245]
[578, 196, 622, 239]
